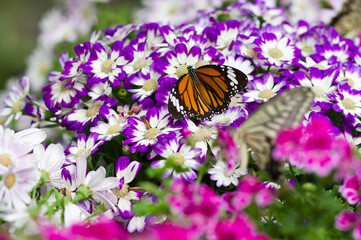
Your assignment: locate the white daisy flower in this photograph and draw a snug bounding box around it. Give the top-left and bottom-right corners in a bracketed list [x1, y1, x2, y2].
[208, 160, 247, 187]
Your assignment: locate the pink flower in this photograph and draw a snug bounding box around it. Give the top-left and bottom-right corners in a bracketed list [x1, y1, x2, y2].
[273, 115, 357, 178]
[217, 126, 240, 172]
[214, 215, 271, 240]
[223, 176, 275, 211]
[41, 219, 129, 240]
[339, 176, 361, 205]
[335, 210, 358, 231]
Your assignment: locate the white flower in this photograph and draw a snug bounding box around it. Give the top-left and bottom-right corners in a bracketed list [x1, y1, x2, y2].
[208, 160, 247, 187]
[72, 154, 119, 211]
[35, 143, 65, 189]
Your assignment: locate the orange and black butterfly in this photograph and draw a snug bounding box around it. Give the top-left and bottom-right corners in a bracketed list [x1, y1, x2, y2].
[168, 65, 248, 120]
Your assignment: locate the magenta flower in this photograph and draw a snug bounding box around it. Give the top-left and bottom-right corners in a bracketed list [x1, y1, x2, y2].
[223, 175, 275, 212]
[214, 215, 271, 240]
[335, 210, 358, 232]
[273, 115, 357, 178]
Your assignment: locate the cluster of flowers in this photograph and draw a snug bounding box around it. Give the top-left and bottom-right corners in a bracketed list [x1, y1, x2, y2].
[25, 0, 108, 93]
[1, 0, 361, 239]
[39, 176, 274, 240]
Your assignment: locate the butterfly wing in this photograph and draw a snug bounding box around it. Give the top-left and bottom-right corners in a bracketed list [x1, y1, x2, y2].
[168, 74, 214, 119]
[329, 0, 361, 38]
[195, 65, 248, 116]
[232, 87, 315, 171]
[168, 65, 248, 120]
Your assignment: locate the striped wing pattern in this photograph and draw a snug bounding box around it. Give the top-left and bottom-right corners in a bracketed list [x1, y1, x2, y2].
[232, 87, 315, 173]
[168, 65, 248, 120]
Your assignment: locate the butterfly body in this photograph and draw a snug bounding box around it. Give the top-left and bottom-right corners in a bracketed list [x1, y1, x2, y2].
[232, 87, 315, 176]
[168, 65, 248, 120]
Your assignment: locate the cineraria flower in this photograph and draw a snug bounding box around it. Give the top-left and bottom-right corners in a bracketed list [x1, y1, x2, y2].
[296, 36, 317, 57]
[35, 143, 66, 189]
[215, 20, 241, 53]
[84, 41, 130, 87]
[71, 154, 119, 211]
[336, 64, 361, 91]
[208, 160, 246, 187]
[123, 107, 179, 159]
[0, 76, 30, 126]
[122, 42, 156, 77]
[64, 97, 116, 133]
[332, 85, 361, 118]
[152, 138, 201, 181]
[294, 68, 337, 107]
[90, 106, 128, 141]
[298, 56, 332, 70]
[43, 53, 88, 111]
[0, 162, 40, 209]
[0, 127, 45, 174]
[242, 73, 285, 102]
[128, 67, 162, 102]
[164, 43, 216, 80]
[113, 156, 142, 219]
[88, 81, 112, 100]
[205, 106, 246, 127]
[222, 54, 254, 81]
[66, 133, 104, 163]
[254, 32, 298, 67]
[184, 119, 219, 161]
[316, 42, 352, 64]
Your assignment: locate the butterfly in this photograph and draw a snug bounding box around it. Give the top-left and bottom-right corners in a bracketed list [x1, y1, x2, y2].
[329, 0, 361, 39]
[231, 87, 315, 179]
[168, 65, 248, 120]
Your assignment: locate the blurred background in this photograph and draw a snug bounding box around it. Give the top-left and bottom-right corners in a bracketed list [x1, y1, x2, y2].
[0, 0, 141, 90]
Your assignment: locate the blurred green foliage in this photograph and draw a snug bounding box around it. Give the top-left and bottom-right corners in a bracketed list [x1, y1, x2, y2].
[0, 0, 141, 90]
[0, 0, 52, 88]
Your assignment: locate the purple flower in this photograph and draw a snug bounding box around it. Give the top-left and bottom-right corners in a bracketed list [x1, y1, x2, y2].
[84, 41, 130, 87]
[123, 106, 180, 159]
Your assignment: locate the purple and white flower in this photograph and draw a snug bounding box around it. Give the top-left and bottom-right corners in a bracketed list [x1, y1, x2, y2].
[114, 156, 142, 219]
[152, 138, 201, 181]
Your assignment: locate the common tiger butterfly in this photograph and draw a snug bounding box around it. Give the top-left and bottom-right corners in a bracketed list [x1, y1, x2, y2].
[168, 65, 248, 120]
[231, 87, 315, 179]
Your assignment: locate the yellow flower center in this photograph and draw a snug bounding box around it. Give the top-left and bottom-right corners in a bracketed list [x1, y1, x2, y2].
[142, 78, 157, 92]
[312, 86, 325, 98]
[258, 89, 274, 99]
[133, 58, 147, 71]
[302, 45, 313, 55]
[269, 47, 283, 59]
[176, 65, 189, 78]
[112, 184, 129, 198]
[144, 128, 161, 140]
[107, 125, 122, 135]
[101, 59, 115, 73]
[193, 128, 212, 142]
[75, 148, 91, 158]
[0, 153, 12, 167]
[4, 173, 16, 189]
[11, 100, 22, 114]
[170, 152, 185, 166]
[86, 104, 102, 118]
[246, 48, 258, 58]
[342, 98, 356, 110]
